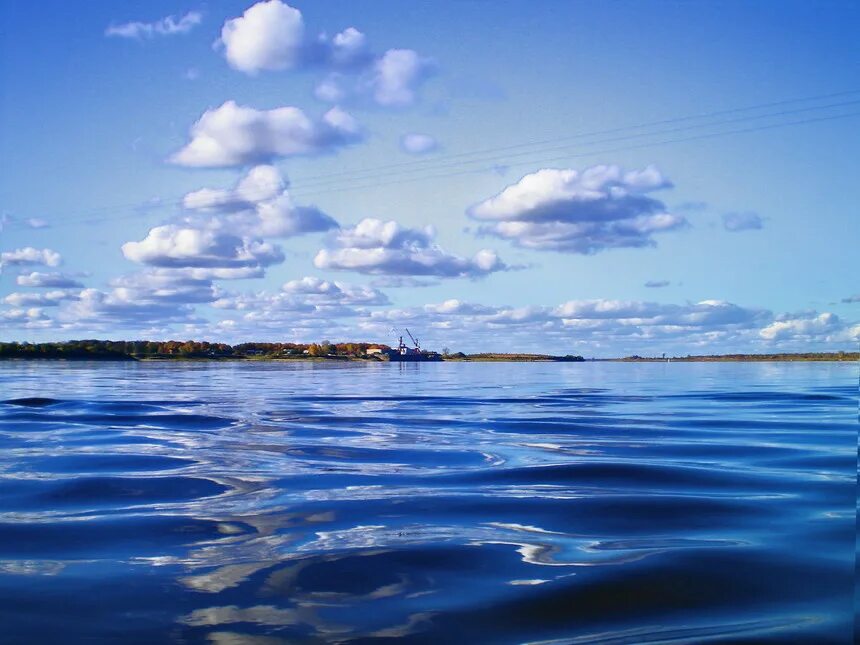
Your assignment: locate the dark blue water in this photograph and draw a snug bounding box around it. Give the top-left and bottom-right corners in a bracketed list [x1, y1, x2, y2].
[0, 361, 855, 644]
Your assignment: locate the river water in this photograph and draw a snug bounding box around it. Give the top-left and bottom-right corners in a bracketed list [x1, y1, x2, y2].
[0, 361, 855, 643]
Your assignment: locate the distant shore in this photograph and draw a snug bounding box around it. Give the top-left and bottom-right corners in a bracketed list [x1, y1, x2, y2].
[603, 353, 859, 362]
[0, 342, 856, 363]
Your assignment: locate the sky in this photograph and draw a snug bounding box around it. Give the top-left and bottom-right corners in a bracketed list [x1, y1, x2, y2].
[0, 0, 858, 356]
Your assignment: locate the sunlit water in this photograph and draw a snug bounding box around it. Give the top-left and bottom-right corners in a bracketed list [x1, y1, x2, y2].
[0, 361, 855, 644]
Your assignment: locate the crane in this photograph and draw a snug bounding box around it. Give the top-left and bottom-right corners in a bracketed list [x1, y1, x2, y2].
[404, 328, 420, 349]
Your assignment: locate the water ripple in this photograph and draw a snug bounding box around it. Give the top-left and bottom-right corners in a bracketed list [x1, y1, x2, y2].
[0, 361, 854, 643]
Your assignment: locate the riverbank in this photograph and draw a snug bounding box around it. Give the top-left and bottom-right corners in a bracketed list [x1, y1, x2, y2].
[605, 352, 859, 362]
[0, 342, 855, 362]
[2, 352, 856, 362]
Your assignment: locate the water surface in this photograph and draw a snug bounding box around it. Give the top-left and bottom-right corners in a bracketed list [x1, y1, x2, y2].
[0, 361, 855, 643]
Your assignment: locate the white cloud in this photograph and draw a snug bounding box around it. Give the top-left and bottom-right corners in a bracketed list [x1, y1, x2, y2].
[218, 2, 370, 73]
[330, 27, 370, 67]
[218, 1, 431, 107]
[1, 307, 50, 325]
[369, 49, 434, 107]
[314, 218, 507, 278]
[0, 247, 61, 270]
[644, 280, 670, 288]
[16, 272, 84, 288]
[759, 312, 852, 342]
[423, 299, 498, 315]
[377, 297, 772, 349]
[181, 165, 338, 237]
[106, 11, 202, 39]
[122, 225, 284, 271]
[21, 271, 221, 333]
[400, 133, 438, 155]
[170, 102, 363, 168]
[842, 294, 860, 304]
[282, 276, 388, 305]
[360, 297, 860, 355]
[209, 276, 388, 336]
[469, 165, 686, 253]
[722, 211, 764, 232]
[59, 288, 202, 329]
[108, 269, 220, 304]
[219, 0, 304, 73]
[314, 75, 348, 103]
[553, 299, 766, 328]
[3, 290, 79, 308]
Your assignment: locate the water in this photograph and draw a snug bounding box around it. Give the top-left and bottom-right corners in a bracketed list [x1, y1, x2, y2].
[0, 361, 855, 644]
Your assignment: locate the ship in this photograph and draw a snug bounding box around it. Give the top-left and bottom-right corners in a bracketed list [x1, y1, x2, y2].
[386, 328, 442, 362]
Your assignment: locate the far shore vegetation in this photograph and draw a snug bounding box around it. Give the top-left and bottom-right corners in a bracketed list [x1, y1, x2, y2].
[0, 341, 856, 362]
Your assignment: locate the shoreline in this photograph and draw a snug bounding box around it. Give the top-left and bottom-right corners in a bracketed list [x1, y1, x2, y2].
[0, 354, 856, 363]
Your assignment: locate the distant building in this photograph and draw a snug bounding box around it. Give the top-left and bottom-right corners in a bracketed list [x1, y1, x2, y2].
[366, 347, 384, 355]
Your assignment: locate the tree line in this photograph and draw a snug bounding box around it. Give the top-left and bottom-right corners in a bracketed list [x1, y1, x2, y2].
[0, 340, 392, 360]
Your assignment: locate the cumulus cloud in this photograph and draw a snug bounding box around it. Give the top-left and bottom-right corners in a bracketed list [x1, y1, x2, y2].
[362, 297, 774, 354]
[108, 269, 220, 304]
[1, 307, 50, 326]
[3, 290, 80, 308]
[361, 297, 860, 355]
[329, 27, 371, 67]
[400, 133, 438, 155]
[0, 247, 61, 270]
[106, 11, 202, 39]
[369, 49, 434, 107]
[219, 2, 373, 73]
[16, 272, 84, 288]
[282, 276, 388, 305]
[219, 0, 304, 72]
[468, 165, 686, 254]
[122, 225, 284, 271]
[423, 299, 499, 316]
[215, 276, 386, 312]
[209, 276, 388, 336]
[314, 74, 348, 103]
[553, 299, 766, 327]
[26, 270, 221, 333]
[644, 280, 670, 288]
[314, 218, 507, 278]
[181, 165, 338, 237]
[722, 211, 764, 232]
[759, 312, 851, 342]
[219, 1, 432, 107]
[315, 49, 434, 108]
[59, 288, 202, 329]
[170, 101, 363, 167]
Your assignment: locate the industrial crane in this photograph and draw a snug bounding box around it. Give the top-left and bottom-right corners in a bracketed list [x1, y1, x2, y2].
[404, 328, 420, 350]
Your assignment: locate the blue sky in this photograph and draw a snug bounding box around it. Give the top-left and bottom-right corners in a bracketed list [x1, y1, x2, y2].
[1, 0, 858, 355]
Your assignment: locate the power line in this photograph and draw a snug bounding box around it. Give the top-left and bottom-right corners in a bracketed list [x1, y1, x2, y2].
[7, 90, 859, 230]
[289, 98, 860, 192]
[291, 89, 860, 185]
[280, 88, 860, 185]
[290, 110, 860, 199]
